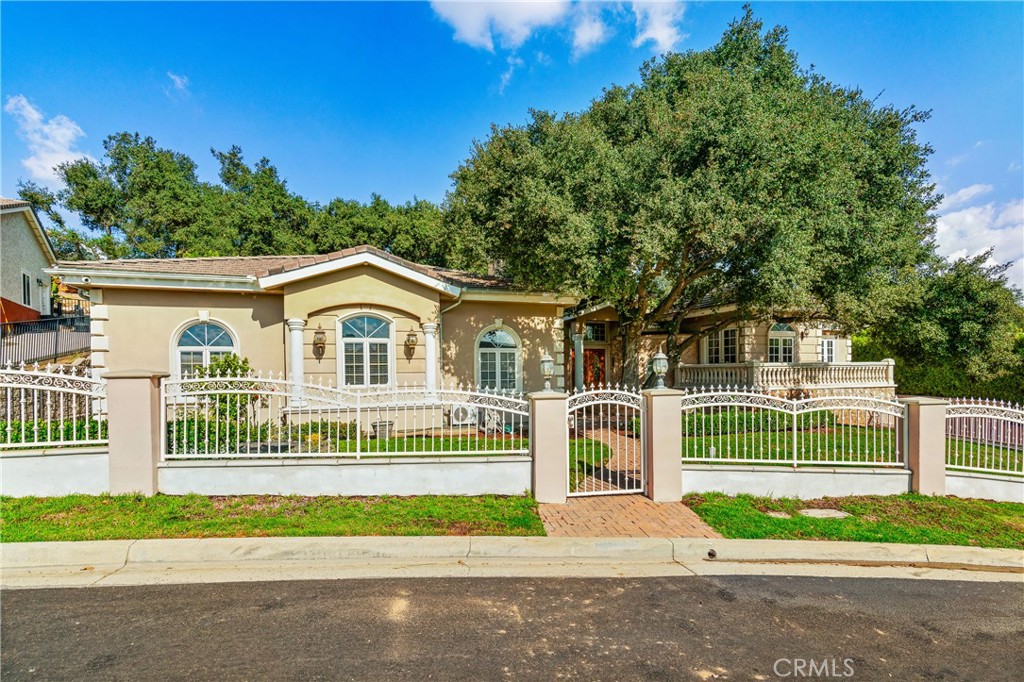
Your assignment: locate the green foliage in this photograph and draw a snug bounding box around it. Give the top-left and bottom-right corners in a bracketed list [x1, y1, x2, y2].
[444, 7, 938, 382]
[859, 251, 1024, 387]
[0, 494, 546, 541]
[854, 332, 1024, 403]
[683, 493, 1024, 549]
[18, 136, 450, 265]
[0, 419, 107, 445]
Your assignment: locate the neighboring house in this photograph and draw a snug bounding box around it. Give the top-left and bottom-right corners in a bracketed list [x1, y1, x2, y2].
[48, 245, 577, 393]
[565, 305, 895, 396]
[0, 198, 57, 323]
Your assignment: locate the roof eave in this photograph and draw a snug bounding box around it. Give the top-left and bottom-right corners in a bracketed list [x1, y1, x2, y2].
[257, 251, 462, 296]
[45, 267, 262, 293]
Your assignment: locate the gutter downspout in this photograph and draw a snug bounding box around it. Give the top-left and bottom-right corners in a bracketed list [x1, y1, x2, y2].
[438, 293, 465, 389]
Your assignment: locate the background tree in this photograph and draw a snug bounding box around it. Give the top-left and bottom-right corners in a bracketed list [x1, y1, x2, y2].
[444, 8, 938, 383]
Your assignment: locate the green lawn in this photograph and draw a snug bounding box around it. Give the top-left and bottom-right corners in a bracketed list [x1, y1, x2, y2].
[682, 427, 900, 465]
[569, 439, 613, 492]
[683, 492, 1024, 549]
[0, 494, 546, 542]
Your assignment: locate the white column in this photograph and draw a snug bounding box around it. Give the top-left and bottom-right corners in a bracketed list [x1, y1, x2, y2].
[287, 318, 306, 405]
[573, 332, 584, 391]
[423, 323, 438, 391]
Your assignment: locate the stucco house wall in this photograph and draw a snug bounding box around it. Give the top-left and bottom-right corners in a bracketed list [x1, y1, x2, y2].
[97, 289, 285, 375]
[1, 206, 53, 320]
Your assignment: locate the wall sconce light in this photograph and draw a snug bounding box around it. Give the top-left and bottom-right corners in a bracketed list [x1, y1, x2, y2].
[651, 349, 669, 388]
[540, 353, 555, 391]
[312, 324, 327, 361]
[405, 329, 418, 349]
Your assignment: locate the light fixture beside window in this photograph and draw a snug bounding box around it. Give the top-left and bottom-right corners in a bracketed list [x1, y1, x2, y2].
[312, 324, 327, 361]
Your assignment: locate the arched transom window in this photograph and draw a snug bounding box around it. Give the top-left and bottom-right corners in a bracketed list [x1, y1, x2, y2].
[176, 322, 236, 376]
[340, 315, 391, 386]
[477, 328, 520, 391]
[768, 323, 796, 363]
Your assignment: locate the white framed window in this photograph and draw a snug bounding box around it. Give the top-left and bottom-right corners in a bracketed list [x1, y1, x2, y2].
[820, 337, 836, 363]
[175, 321, 237, 376]
[768, 323, 796, 363]
[21, 273, 31, 307]
[583, 321, 607, 342]
[339, 315, 391, 387]
[705, 328, 738, 364]
[477, 327, 521, 391]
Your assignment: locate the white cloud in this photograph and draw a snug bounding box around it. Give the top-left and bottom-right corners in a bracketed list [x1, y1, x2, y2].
[572, 7, 611, 58]
[936, 198, 1024, 288]
[499, 55, 525, 94]
[3, 94, 94, 184]
[632, 0, 687, 53]
[940, 183, 992, 211]
[431, 0, 571, 51]
[1009, 161, 1022, 172]
[166, 71, 191, 97]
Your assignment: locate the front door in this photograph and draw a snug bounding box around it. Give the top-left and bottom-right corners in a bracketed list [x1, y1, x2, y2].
[583, 348, 606, 387]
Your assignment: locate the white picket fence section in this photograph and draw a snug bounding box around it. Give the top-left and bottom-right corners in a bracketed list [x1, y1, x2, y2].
[162, 372, 530, 460]
[0, 363, 107, 450]
[679, 386, 906, 467]
[945, 398, 1023, 476]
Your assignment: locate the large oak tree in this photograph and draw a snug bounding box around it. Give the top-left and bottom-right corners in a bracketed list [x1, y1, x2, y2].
[444, 9, 939, 383]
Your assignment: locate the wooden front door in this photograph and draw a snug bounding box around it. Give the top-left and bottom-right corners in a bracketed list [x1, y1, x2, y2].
[583, 348, 606, 387]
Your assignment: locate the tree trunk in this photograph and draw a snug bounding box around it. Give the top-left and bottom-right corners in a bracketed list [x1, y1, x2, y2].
[618, 320, 644, 388]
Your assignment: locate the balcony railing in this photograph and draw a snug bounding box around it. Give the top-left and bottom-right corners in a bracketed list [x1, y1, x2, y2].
[676, 360, 895, 391]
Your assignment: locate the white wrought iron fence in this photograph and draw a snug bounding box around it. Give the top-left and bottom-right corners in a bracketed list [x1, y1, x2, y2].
[162, 372, 529, 460]
[567, 385, 644, 496]
[0, 363, 107, 450]
[945, 398, 1023, 477]
[680, 386, 905, 467]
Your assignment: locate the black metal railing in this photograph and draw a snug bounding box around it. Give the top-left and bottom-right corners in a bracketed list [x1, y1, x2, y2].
[0, 315, 91, 366]
[52, 296, 91, 317]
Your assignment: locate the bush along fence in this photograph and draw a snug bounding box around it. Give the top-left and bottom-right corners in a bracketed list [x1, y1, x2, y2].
[0, 366, 1021, 502]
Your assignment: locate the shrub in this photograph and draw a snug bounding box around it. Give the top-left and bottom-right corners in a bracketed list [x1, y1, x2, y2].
[0, 419, 107, 444]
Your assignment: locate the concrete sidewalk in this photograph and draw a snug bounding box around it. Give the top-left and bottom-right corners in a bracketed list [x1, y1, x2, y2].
[3, 536, 1022, 589]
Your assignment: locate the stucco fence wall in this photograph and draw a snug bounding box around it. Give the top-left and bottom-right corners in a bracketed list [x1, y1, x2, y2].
[158, 456, 532, 496]
[944, 471, 1024, 504]
[0, 449, 110, 497]
[681, 465, 912, 498]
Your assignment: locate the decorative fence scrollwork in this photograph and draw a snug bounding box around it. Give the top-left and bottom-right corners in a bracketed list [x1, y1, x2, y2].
[945, 398, 1023, 476]
[0, 363, 107, 450]
[680, 386, 905, 467]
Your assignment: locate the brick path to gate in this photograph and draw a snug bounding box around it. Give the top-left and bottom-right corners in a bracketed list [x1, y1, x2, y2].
[539, 496, 722, 539]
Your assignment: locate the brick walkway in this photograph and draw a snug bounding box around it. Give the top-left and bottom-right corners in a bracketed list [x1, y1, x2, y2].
[539, 495, 722, 539]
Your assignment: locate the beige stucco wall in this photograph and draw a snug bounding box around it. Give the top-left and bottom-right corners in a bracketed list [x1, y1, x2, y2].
[283, 265, 442, 386]
[98, 288, 285, 375]
[441, 300, 564, 393]
[1, 210, 51, 314]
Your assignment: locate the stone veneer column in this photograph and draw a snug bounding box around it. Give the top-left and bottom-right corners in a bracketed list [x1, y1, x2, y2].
[423, 323, 438, 391]
[901, 396, 949, 495]
[643, 388, 685, 502]
[287, 318, 306, 406]
[105, 370, 168, 495]
[530, 390, 569, 504]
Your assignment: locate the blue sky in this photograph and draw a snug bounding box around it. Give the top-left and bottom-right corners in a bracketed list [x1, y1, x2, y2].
[2, 1, 1022, 283]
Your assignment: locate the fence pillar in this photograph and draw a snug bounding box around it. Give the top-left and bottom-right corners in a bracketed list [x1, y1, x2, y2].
[529, 391, 568, 504]
[643, 388, 684, 502]
[900, 396, 948, 495]
[105, 370, 169, 496]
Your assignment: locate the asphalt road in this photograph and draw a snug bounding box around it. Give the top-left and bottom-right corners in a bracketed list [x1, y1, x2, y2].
[2, 576, 1022, 681]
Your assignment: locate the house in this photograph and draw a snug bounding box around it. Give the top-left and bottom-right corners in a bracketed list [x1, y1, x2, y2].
[0, 198, 57, 323]
[47, 245, 577, 393]
[565, 305, 895, 396]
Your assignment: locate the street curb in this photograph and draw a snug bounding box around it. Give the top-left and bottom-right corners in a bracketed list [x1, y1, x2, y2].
[2, 537, 1021, 572]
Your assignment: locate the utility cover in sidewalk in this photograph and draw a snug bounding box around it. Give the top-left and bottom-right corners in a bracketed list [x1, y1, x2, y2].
[798, 509, 851, 519]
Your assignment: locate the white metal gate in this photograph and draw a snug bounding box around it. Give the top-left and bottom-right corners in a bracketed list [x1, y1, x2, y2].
[567, 386, 645, 496]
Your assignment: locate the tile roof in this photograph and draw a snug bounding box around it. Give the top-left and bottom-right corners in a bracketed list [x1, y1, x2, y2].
[0, 197, 32, 209]
[57, 244, 511, 290]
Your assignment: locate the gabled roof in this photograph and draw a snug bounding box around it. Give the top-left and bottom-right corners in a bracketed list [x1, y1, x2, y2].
[0, 197, 57, 264]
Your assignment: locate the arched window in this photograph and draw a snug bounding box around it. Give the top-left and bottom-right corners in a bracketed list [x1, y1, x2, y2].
[340, 315, 391, 386]
[768, 323, 796, 363]
[176, 321, 237, 376]
[477, 327, 520, 391]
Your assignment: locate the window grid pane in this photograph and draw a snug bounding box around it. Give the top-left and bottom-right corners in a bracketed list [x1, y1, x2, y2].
[343, 342, 365, 386]
[499, 351, 516, 390]
[179, 351, 205, 377]
[708, 334, 721, 364]
[781, 338, 794, 363]
[480, 351, 497, 389]
[723, 329, 738, 364]
[368, 342, 389, 385]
